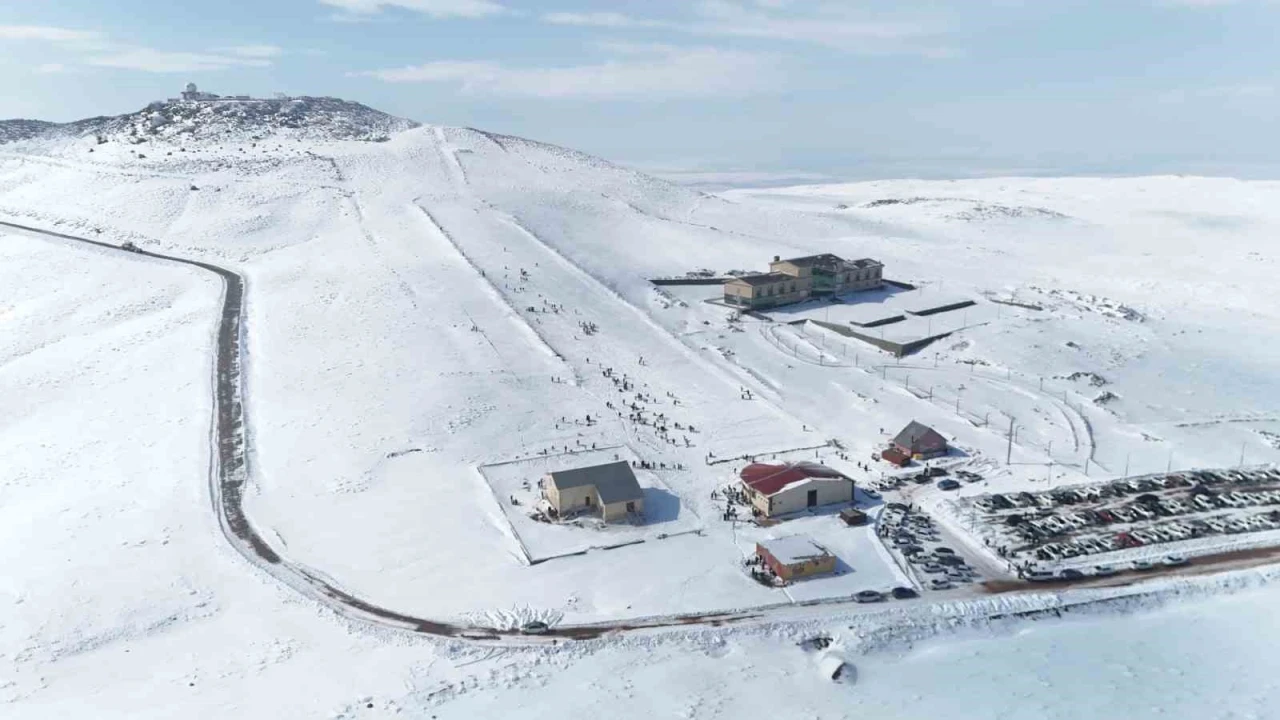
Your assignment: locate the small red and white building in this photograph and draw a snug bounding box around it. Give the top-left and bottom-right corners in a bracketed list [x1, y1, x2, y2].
[740, 462, 854, 518]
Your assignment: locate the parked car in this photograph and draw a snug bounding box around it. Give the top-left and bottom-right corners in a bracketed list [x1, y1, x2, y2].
[921, 563, 946, 574]
[1059, 568, 1085, 580]
[891, 586, 919, 600]
[929, 578, 953, 590]
[1162, 555, 1190, 567]
[854, 590, 885, 603]
[1132, 560, 1156, 571]
[937, 479, 961, 491]
[1093, 565, 1118, 577]
[1025, 569, 1056, 582]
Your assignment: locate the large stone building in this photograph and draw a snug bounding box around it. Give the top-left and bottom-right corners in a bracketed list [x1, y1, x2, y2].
[769, 253, 884, 295]
[740, 462, 854, 518]
[723, 253, 884, 309]
[542, 460, 645, 522]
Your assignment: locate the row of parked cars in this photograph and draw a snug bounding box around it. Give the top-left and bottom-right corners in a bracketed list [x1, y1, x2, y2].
[881, 503, 977, 591]
[1025, 554, 1189, 582]
[976, 469, 1280, 516]
[871, 466, 963, 492]
[1028, 510, 1280, 562]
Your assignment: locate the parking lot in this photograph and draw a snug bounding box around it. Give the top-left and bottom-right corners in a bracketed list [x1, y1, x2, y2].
[877, 502, 984, 592]
[956, 466, 1280, 578]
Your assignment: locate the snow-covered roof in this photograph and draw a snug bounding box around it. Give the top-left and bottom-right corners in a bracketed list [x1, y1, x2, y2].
[758, 535, 832, 565]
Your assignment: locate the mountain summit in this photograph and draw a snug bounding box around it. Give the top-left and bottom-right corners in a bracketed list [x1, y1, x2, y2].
[0, 84, 420, 146]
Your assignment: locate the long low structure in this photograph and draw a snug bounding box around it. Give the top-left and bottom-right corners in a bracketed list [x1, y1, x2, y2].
[741, 462, 854, 518]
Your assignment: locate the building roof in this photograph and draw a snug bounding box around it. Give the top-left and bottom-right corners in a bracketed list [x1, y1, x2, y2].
[893, 421, 948, 452]
[880, 447, 911, 466]
[728, 272, 795, 287]
[846, 257, 884, 269]
[758, 535, 832, 565]
[740, 462, 849, 497]
[547, 461, 643, 504]
[778, 253, 846, 270]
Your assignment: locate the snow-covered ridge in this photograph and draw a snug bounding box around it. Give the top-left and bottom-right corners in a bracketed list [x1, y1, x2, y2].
[0, 95, 419, 147]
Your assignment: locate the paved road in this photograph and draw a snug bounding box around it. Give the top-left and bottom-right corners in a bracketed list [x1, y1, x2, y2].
[5, 218, 1275, 647]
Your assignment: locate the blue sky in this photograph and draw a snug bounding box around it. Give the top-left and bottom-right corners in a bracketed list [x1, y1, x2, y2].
[2, 0, 1279, 181]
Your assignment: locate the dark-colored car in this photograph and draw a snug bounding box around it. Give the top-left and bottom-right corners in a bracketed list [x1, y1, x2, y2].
[937, 479, 961, 491]
[1059, 568, 1085, 580]
[891, 586, 918, 599]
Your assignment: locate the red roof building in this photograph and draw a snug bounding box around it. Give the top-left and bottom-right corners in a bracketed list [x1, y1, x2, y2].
[740, 462, 853, 518]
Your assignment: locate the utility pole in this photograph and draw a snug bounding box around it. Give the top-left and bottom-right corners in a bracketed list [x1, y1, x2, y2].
[1167, 451, 1173, 474]
[1240, 441, 1247, 467]
[1084, 456, 1090, 476]
[1006, 416, 1015, 465]
[1124, 453, 1131, 480]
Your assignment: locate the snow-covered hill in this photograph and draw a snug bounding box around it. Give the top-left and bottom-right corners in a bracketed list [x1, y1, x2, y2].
[4, 95, 1280, 718]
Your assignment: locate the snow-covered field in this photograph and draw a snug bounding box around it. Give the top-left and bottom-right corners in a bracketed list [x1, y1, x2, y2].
[4, 98, 1280, 716]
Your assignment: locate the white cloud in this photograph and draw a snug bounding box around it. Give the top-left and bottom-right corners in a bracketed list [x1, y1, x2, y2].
[351, 45, 780, 99]
[219, 44, 285, 58]
[0, 25, 103, 42]
[1158, 84, 1275, 102]
[537, 2, 950, 56]
[86, 48, 272, 73]
[0, 24, 286, 73]
[541, 12, 665, 28]
[1157, 0, 1245, 6]
[318, 0, 505, 17]
[688, 1, 942, 51]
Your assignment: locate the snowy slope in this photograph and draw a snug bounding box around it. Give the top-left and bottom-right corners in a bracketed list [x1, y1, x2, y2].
[5, 96, 1280, 717]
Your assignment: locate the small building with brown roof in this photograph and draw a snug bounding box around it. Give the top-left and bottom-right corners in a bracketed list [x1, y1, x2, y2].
[740, 462, 854, 518]
[892, 420, 949, 460]
[756, 536, 836, 581]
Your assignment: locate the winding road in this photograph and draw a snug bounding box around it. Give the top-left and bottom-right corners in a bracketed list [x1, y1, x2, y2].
[4, 217, 1275, 647]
